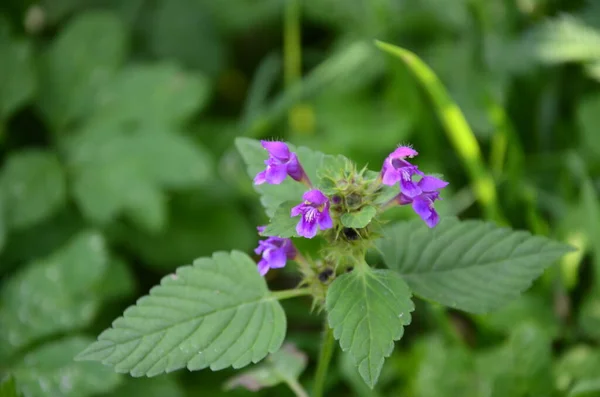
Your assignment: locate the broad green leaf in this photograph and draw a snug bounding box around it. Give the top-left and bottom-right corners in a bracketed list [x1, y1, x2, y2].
[91, 63, 211, 126]
[326, 266, 414, 388]
[261, 201, 298, 238]
[66, 123, 213, 231]
[338, 352, 384, 397]
[375, 40, 503, 223]
[377, 218, 573, 314]
[0, 150, 66, 230]
[569, 379, 600, 397]
[0, 376, 19, 397]
[555, 346, 600, 394]
[0, 231, 108, 359]
[224, 343, 308, 392]
[12, 336, 122, 397]
[341, 206, 377, 228]
[99, 376, 184, 397]
[536, 16, 600, 64]
[76, 251, 286, 376]
[235, 138, 324, 217]
[0, 35, 35, 120]
[37, 11, 127, 130]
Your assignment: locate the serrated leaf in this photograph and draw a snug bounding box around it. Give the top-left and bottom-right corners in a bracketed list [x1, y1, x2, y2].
[341, 206, 377, 228]
[0, 231, 108, 359]
[11, 336, 122, 397]
[224, 343, 308, 392]
[0, 150, 66, 230]
[91, 63, 211, 126]
[37, 11, 127, 130]
[261, 201, 299, 238]
[377, 218, 573, 314]
[326, 267, 414, 388]
[235, 138, 324, 217]
[66, 123, 213, 231]
[0, 35, 35, 120]
[76, 251, 286, 377]
[0, 376, 19, 397]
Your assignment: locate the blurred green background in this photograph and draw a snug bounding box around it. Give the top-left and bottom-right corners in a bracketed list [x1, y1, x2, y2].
[1, 0, 600, 396]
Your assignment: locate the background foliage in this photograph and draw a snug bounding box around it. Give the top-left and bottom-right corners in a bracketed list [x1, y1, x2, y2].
[1, 0, 600, 396]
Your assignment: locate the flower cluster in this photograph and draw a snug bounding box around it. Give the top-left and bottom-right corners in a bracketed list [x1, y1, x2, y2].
[250, 140, 448, 275]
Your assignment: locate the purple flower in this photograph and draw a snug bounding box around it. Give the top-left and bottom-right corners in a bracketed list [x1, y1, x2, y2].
[254, 141, 308, 185]
[380, 146, 423, 197]
[397, 176, 448, 228]
[255, 226, 296, 276]
[291, 190, 333, 238]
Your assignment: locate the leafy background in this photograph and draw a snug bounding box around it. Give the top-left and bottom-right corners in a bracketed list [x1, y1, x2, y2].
[1, 0, 600, 396]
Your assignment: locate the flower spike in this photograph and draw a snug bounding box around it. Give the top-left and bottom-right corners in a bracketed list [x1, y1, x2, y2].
[380, 146, 423, 197]
[254, 141, 310, 186]
[291, 190, 333, 239]
[396, 176, 448, 228]
[254, 226, 296, 276]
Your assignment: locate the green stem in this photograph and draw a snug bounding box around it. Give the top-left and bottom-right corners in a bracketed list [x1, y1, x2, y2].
[272, 288, 312, 301]
[312, 323, 335, 397]
[283, 376, 310, 397]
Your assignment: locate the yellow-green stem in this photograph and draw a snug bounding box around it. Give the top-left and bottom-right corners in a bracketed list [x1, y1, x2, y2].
[312, 323, 335, 397]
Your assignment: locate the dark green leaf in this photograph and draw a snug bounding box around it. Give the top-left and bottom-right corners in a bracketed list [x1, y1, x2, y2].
[261, 201, 299, 238]
[341, 206, 377, 229]
[0, 376, 19, 397]
[326, 266, 414, 388]
[76, 251, 286, 377]
[0, 150, 66, 230]
[378, 218, 573, 313]
[0, 35, 35, 120]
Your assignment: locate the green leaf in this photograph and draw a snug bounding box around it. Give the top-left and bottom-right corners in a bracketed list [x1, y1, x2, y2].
[37, 11, 128, 130]
[377, 218, 573, 314]
[0, 231, 108, 359]
[66, 123, 213, 231]
[0, 376, 19, 397]
[235, 137, 324, 217]
[11, 336, 122, 397]
[375, 40, 503, 223]
[556, 346, 600, 394]
[261, 201, 299, 238]
[536, 16, 600, 64]
[569, 379, 600, 397]
[326, 266, 414, 388]
[224, 343, 308, 392]
[90, 63, 211, 126]
[0, 35, 35, 120]
[341, 206, 377, 228]
[76, 251, 286, 377]
[0, 150, 66, 230]
[99, 376, 185, 397]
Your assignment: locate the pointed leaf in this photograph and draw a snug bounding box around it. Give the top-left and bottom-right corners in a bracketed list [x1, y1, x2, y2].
[0, 149, 66, 230]
[377, 218, 574, 313]
[261, 201, 299, 238]
[11, 337, 122, 397]
[235, 138, 324, 217]
[341, 206, 377, 229]
[326, 267, 414, 388]
[224, 343, 308, 392]
[76, 251, 286, 377]
[0, 231, 108, 359]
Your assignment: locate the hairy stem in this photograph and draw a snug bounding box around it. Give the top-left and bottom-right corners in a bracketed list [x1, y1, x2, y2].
[312, 323, 335, 397]
[272, 288, 312, 301]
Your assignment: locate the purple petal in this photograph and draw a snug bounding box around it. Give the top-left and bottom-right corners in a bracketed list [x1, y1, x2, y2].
[296, 218, 318, 238]
[291, 203, 304, 217]
[261, 141, 290, 160]
[265, 165, 288, 184]
[381, 169, 400, 186]
[285, 153, 305, 182]
[425, 210, 440, 228]
[253, 170, 267, 185]
[412, 196, 437, 227]
[400, 178, 422, 198]
[257, 226, 266, 234]
[418, 176, 448, 192]
[389, 146, 418, 159]
[318, 209, 333, 230]
[283, 240, 297, 259]
[257, 259, 270, 276]
[303, 189, 328, 205]
[396, 193, 413, 205]
[264, 248, 287, 269]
